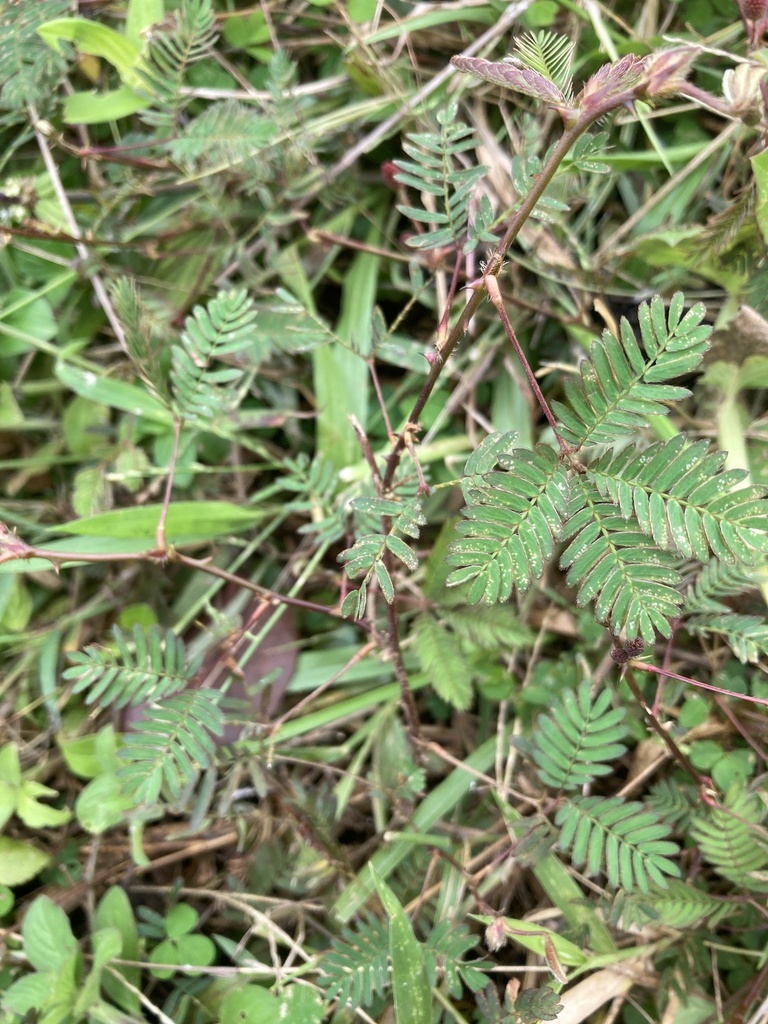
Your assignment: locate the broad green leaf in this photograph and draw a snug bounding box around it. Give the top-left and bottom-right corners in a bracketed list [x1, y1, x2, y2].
[125, 0, 164, 47]
[473, 916, 589, 967]
[75, 774, 133, 834]
[58, 729, 118, 780]
[349, 0, 379, 22]
[73, 927, 123, 1015]
[221, 12, 271, 61]
[55, 361, 173, 423]
[16, 780, 71, 828]
[276, 985, 324, 1024]
[313, 224, 380, 471]
[37, 18, 144, 89]
[53, 501, 263, 540]
[166, 903, 198, 938]
[0, 790, 16, 832]
[0, 837, 50, 886]
[22, 896, 78, 972]
[0, 742, 22, 786]
[1, 973, 51, 1016]
[0, 577, 32, 632]
[0, 289, 57, 355]
[95, 887, 141, 1013]
[221, 986, 279, 1024]
[0, 382, 24, 425]
[63, 85, 150, 124]
[0, 885, 13, 915]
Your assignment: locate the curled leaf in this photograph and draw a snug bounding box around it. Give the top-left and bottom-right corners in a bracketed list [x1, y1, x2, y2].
[577, 53, 647, 112]
[451, 55, 571, 112]
[640, 46, 698, 99]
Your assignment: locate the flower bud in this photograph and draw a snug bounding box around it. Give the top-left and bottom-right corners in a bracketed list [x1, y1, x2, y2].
[740, 0, 768, 23]
[722, 63, 766, 123]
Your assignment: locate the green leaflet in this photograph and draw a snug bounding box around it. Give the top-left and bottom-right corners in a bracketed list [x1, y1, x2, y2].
[443, 293, 768, 644]
[446, 444, 570, 602]
[587, 436, 768, 565]
[555, 795, 680, 893]
[553, 293, 710, 447]
[395, 102, 488, 253]
[531, 681, 628, 791]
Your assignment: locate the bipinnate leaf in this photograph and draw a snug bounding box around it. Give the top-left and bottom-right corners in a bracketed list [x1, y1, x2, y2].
[690, 785, 768, 891]
[561, 479, 683, 642]
[576, 53, 647, 110]
[171, 288, 258, 420]
[686, 614, 768, 663]
[446, 445, 570, 602]
[64, 624, 193, 709]
[1, 1, 69, 114]
[513, 31, 574, 93]
[394, 101, 487, 252]
[318, 914, 389, 1009]
[640, 47, 698, 99]
[117, 689, 224, 805]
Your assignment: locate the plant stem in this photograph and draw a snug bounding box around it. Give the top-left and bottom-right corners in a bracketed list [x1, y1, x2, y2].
[623, 666, 713, 793]
[630, 659, 768, 708]
[484, 274, 572, 457]
[386, 597, 422, 748]
[382, 123, 586, 491]
[156, 417, 183, 549]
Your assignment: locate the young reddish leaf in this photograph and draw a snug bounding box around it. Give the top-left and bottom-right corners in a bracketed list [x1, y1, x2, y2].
[451, 56, 572, 113]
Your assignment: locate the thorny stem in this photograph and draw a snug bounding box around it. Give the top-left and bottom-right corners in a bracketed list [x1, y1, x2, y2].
[652, 617, 681, 716]
[630, 659, 768, 708]
[623, 666, 715, 798]
[349, 414, 383, 494]
[435, 253, 466, 348]
[368, 357, 395, 442]
[173, 551, 367, 626]
[484, 274, 572, 458]
[713, 694, 768, 766]
[0, 524, 359, 628]
[377, 119, 593, 742]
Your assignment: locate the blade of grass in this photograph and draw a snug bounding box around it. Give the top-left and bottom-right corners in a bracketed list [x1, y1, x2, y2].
[313, 224, 381, 471]
[371, 867, 433, 1024]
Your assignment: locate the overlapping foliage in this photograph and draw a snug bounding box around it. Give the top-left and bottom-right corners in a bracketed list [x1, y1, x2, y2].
[1, 1, 768, 1023]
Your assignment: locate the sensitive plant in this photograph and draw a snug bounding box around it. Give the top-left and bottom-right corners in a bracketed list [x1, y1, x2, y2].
[0, 2, 768, 1023]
